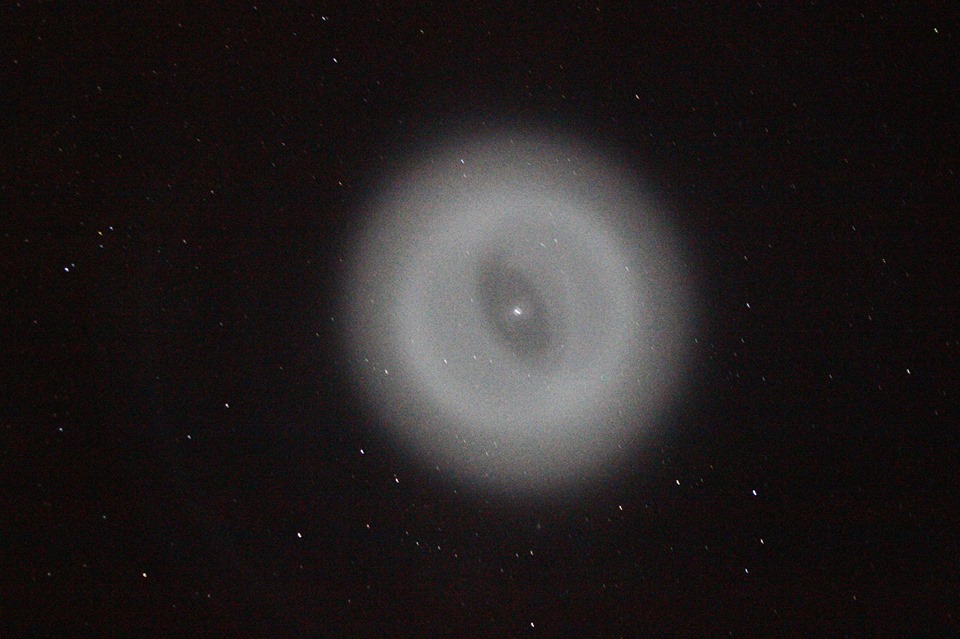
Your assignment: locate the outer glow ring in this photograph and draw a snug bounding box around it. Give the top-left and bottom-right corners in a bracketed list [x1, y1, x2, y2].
[339, 130, 690, 495]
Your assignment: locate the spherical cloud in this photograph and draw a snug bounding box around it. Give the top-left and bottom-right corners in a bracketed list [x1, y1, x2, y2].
[338, 127, 694, 498]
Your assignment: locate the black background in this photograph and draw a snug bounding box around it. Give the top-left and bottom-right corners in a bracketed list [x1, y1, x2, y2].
[4, 2, 958, 635]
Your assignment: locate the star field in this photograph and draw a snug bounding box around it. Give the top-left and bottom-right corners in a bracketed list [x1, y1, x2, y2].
[3, 2, 958, 636]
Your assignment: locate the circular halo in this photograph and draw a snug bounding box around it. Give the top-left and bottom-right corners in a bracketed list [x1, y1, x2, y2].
[339, 128, 692, 497]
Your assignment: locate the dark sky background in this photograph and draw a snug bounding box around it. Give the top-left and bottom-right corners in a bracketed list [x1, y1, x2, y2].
[4, 2, 958, 636]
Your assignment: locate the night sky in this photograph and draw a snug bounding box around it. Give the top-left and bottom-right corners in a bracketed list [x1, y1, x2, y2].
[4, 2, 959, 636]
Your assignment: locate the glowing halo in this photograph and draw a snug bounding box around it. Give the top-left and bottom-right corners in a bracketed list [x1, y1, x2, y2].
[338, 127, 693, 497]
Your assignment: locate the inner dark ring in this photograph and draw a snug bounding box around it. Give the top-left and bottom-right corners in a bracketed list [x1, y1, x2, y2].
[474, 256, 563, 364]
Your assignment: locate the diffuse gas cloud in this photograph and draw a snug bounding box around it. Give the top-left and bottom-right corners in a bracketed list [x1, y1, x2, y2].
[338, 127, 694, 498]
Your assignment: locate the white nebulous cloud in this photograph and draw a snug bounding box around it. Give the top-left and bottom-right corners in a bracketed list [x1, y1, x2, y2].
[337, 126, 696, 500]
